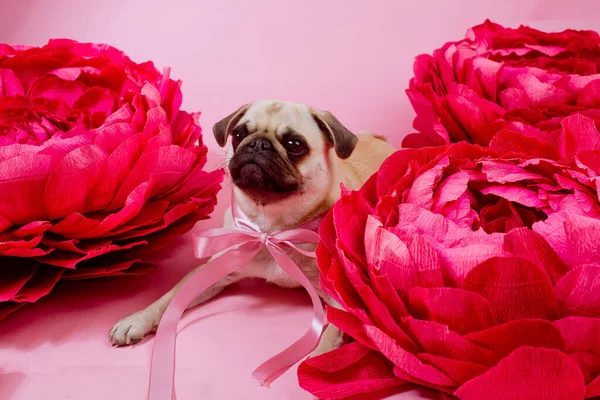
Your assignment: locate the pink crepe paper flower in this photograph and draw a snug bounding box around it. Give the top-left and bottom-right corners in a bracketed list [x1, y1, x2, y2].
[0, 39, 223, 319]
[298, 143, 600, 400]
[404, 20, 600, 163]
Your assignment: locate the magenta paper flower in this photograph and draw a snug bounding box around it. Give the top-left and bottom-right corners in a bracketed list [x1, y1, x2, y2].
[404, 20, 600, 163]
[299, 143, 600, 400]
[0, 39, 223, 319]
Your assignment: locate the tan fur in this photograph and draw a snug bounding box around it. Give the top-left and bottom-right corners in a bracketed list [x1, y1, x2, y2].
[335, 132, 395, 190]
[109, 100, 395, 356]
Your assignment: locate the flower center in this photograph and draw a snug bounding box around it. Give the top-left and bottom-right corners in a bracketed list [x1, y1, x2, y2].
[0, 96, 73, 145]
[474, 196, 548, 234]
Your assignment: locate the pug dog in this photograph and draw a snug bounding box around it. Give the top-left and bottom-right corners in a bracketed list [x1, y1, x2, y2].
[109, 100, 395, 356]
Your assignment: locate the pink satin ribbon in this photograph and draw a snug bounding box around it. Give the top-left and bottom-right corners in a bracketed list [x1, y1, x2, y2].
[147, 204, 325, 400]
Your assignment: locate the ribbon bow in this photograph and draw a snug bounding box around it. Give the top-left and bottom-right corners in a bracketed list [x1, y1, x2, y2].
[147, 206, 325, 400]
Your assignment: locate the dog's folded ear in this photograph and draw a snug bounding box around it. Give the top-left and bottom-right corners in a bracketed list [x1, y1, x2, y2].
[310, 109, 358, 159]
[213, 104, 251, 147]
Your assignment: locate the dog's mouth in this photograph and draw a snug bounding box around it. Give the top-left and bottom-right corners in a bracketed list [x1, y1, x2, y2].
[238, 162, 297, 191]
[229, 155, 300, 202]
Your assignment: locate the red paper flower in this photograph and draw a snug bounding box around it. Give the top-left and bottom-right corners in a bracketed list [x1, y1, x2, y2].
[404, 20, 600, 162]
[0, 40, 223, 319]
[298, 143, 600, 399]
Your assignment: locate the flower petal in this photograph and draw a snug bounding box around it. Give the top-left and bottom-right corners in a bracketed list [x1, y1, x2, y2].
[87, 129, 147, 211]
[75, 181, 154, 239]
[28, 75, 86, 107]
[569, 352, 600, 384]
[119, 208, 199, 254]
[480, 185, 546, 208]
[439, 243, 507, 287]
[532, 211, 571, 265]
[0, 260, 37, 301]
[558, 114, 600, 158]
[13, 221, 52, 237]
[463, 257, 559, 323]
[498, 87, 530, 110]
[354, 284, 420, 354]
[370, 273, 410, 318]
[379, 149, 441, 200]
[454, 347, 586, 400]
[62, 259, 154, 279]
[0, 153, 53, 224]
[49, 212, 100, 237]
[109, 145, 197, 208]
[34, 240, 146, 268]
[564, 214, 600, 268]
[489, 130, 560, 160]
[44, 144, 106, 220]
[364, 218, 413, 297]
[157, 165, 222, 205]
[0, 68, 24, 96]
[405, 235, 445, 290]
[417, 353, 489, 385]
[403, 317, 498, 366]
[338, 215, 368, 267]
[12, 266, 64, 302]
[0, 302, 25, 320]
[364, 325, 456, 387]
[324, 258, 365, 315]
[587, 375, 600, 398]
[464, 319, 566, 358]
[0, 215, 11, 233]
[95, 200, 169, 238]
[432, 171, 471, 212]
[554, 317, 600, 355]
[406, 156, 450, 210]
[298, 342, 404, 400]
[514, 74, 571, 109]
[318, 206, 337, 256]
[503, 228, 570, 285]
[0, 234, 51, 257]
[577, 79, 600, 108]
[555, 266, 600, 318]
[409, 287, 497, 334]
[73, 86, 117, 116]
[327, 307, 374, 348]
[480, 160, 550, 184]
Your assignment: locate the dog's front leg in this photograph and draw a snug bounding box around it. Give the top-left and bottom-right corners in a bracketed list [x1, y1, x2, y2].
[309, 291, 346, 357]
[310, 323, 345, 357]
[109, 265, 239, 346]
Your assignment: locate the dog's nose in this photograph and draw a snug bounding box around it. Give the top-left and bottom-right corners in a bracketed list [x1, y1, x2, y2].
[248, 138, 273, 151]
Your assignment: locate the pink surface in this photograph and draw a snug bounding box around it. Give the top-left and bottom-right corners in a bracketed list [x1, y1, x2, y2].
[0, 231, 440, 400]
[0, 1, 598, 399]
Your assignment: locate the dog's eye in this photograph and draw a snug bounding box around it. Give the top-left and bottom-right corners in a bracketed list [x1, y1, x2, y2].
[231, 129, 248, 149]
[284, 139, 307, 157]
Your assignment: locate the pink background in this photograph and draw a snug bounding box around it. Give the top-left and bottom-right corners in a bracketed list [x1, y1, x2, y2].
[0, 1, 598, 399]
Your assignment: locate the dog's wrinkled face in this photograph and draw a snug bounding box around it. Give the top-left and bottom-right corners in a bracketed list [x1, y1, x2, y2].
[213, 101, 358, 207]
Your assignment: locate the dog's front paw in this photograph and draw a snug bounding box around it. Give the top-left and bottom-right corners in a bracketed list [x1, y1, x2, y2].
[109, 309, 160, 346]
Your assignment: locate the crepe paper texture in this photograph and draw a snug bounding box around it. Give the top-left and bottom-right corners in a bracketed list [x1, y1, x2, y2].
[403, 19, 600, 164]
[0, 39, 224, 320]
[299, 22, 600, 398]
[298, 142, 600, 399]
